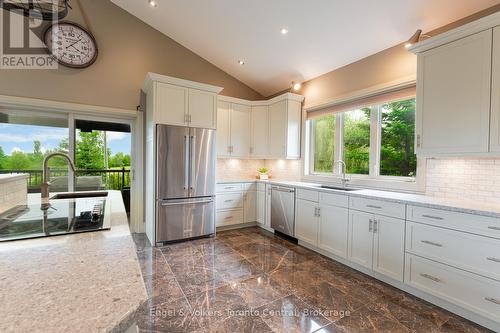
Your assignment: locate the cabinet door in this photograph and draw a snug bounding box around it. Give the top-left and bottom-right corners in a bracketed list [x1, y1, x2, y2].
[216, 101, 231, 157]
[256, 190, 266, 224]
[286, 100, 301, 159]
[348, 211, 374, 270]
[490, 26, 500, 152]
[230, 103, 251, 157]
[373, 216, 405, 282]
[265, 185, 272, 227]
[268, 100, 287, 158]
[251, 105, 269, 158]
[244, 191, 257, 223]
[155, 83, 188, 126]
[188, 89, 216, 129]
[295, 199, 318, 245]
[318, 205, 349, 259]
[416, 29, 492, 155]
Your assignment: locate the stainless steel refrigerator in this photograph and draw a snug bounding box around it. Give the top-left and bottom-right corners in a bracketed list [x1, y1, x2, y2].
[155, 124, 216, 243]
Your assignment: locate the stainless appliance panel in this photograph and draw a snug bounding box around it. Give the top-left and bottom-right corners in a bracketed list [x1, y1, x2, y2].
[271, 186, 296, 236]
[156, 197, 215, 243]
[156, 125, 190, 200]
[189, 127, 216, 198]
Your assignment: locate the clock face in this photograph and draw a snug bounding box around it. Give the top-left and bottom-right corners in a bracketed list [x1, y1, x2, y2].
[44, 22, 98, 68]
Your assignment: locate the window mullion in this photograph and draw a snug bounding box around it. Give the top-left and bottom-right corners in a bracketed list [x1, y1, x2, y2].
[369, 105, 381, 178]
[335, 113, 343, 176]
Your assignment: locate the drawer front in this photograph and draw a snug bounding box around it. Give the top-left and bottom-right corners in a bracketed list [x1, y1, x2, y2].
[216, 183, 244, 193]
[216, 193, 243, 210]
[257, 183, 266, 192]
[297, 188, 319, 202]
[407, 205, 500, 239]
[319, 192, 348, 208]
[405, 254, 500, 323]
[216, 210, 243, 227]
[350, 197, 405, 219]
[244, 183, 257, 191]
[407, 222, 500, 281]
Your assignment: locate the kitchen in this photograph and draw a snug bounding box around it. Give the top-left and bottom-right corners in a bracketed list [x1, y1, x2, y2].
[1, 1, 500, 332]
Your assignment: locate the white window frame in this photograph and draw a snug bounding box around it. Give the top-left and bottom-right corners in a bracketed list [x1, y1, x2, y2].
[303, 98, 426, 193]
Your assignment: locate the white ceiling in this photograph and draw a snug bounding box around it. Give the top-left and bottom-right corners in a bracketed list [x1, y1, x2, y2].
[111, 0, 499, 97]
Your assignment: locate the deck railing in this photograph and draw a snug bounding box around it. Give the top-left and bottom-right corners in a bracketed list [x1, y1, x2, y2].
[0, 168, 131, 192]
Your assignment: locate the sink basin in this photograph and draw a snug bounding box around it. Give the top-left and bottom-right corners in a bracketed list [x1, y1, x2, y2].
[51, 191, 108, 200]
[320, 186, 359, 192]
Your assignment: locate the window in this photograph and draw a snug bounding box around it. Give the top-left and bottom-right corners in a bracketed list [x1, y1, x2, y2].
[343, 108, 370, 175]
[312, 114, 335, 173]
[307, 96, 417, 180]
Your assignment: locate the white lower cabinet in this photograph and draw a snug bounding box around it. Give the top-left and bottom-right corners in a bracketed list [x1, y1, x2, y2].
[256, 190, 266, 225]
[348, 210, 405, 282]
[265, 184, 272, 227]
[318, 205, 349, 259]
[243, 190, 256, 223]
[295, 199, 319, 245]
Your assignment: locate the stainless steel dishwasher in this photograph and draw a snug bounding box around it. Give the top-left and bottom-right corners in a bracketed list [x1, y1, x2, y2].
[270, 185, 296, 237]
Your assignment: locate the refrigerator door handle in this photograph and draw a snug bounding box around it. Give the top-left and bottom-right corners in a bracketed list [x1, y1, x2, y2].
[190, 135, 196, 191]
[184, 135, 189, 190]
[160, 198, 213, 206]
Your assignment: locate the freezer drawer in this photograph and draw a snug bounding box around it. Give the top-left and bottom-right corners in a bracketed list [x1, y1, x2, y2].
[156, 197, 215, 243]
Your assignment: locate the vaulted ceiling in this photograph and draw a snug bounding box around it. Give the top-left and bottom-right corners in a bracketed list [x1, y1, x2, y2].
[112, 0, 499, 97]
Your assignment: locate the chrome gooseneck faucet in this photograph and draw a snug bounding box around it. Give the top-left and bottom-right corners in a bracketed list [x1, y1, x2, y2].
[41, 153, 76, 204]
[333, 160, 349, 188]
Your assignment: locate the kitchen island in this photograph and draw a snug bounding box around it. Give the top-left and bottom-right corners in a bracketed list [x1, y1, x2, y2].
[0, 191, 147, 333]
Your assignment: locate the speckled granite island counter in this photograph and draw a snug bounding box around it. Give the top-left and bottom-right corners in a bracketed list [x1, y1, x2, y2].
[0, 191, 147, 333]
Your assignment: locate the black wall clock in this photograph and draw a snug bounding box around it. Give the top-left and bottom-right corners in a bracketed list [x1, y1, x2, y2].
[44, 21, 98, 69]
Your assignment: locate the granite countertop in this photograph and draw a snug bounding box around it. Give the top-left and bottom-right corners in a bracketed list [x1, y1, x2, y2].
[0, 191, 147, 333]
[0, 173, 28, 184]
[217, 179, 500, 218]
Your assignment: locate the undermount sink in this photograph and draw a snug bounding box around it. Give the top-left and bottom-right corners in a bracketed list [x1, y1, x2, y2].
[320, 185, 360, 192]
[50, 191, 109, 200]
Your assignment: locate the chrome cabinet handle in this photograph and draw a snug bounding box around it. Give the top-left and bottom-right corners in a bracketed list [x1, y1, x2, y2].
[161, 199, 213, 206]
[488, 226, 500, 231]
[224, 200, 233, 203]
[422, 214, 444, 221]
[317, 207, 321, 217]
[373, 219, 378, 233]
[421, 240, 443, 247]
[224, 186, 235, 190]
[485, 297, 500, 306]
[420, 273, 442, 283]
[366, 204, 382, 209]
[369, 219, 373, 232]
[184, 135, 189, 190]
[189, 135, 196, 190]
[487, 257, 500, 263]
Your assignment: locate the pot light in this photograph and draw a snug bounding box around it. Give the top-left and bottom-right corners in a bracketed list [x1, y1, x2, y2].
[280, 28, 288, 35]
[237, 59, 245, 65]
[291, 81, 301, 91]
[148, 0, 158, 7]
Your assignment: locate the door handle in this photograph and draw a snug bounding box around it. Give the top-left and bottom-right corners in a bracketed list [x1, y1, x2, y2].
[184, 135, 189, 190]
[190, 135, 196, 191]
[161, 199, 213, 206]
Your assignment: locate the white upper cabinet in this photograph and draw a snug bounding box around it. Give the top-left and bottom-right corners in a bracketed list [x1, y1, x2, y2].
[230, 103, 251, 157]
[189, 88, 217, 129]
[155, 83, 188, 126]
[143, 73, 223, 129]
[490, 26, 500, 152]
[269, 100, 287, 158]
[415, 30, 492, 155]
[217, 93, 304, 159]
[251, 105, 269, 158]
[217, 101, 231, 157]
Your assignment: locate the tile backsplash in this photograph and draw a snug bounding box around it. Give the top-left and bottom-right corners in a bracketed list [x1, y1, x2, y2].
[425, 158, 500, 204]
[216, 159, 302, 182]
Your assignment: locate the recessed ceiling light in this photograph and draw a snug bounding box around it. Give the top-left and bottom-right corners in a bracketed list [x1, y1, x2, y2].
[280, 28, 288, 35]
[292, 81, 301, 91]
[237, 59, 245, 65]
[148, 0, 158, 7]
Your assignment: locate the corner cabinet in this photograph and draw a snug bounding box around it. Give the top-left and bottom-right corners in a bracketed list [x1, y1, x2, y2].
[410, 16, 500, 156]
[143, 73, 223, 130]
[217, 93, 304, 159]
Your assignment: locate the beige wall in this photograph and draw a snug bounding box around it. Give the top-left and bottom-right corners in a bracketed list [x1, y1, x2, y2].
[0, 0, 262, 111]
[296, 4, 500, 106]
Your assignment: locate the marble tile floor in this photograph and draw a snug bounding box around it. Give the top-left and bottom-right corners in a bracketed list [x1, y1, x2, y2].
[115, 227, 491, 333]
